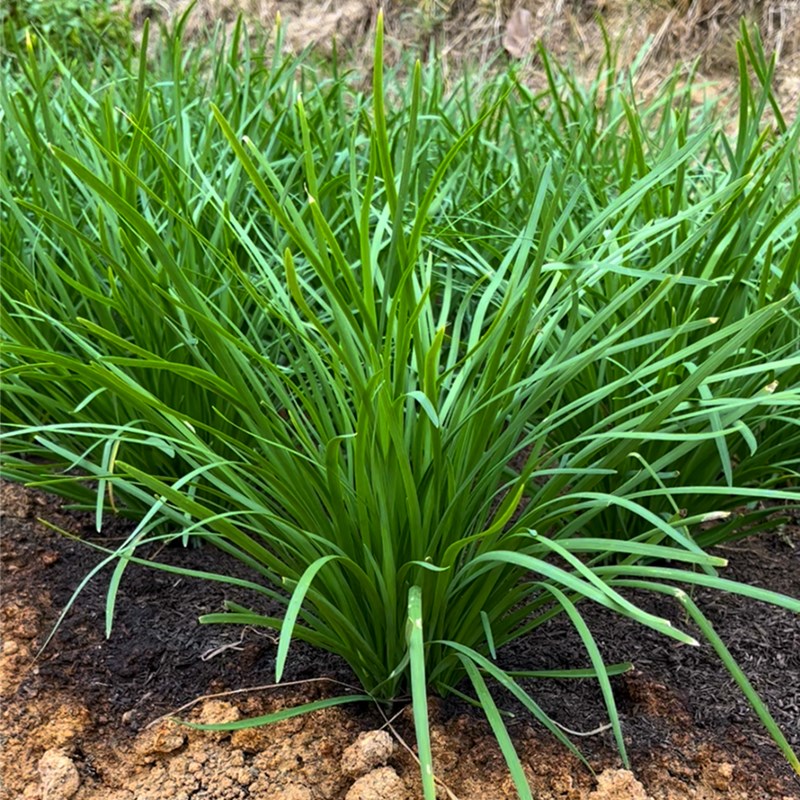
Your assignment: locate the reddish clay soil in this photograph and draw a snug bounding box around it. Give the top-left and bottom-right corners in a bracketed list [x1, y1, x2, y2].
[1, 480, 799, 799]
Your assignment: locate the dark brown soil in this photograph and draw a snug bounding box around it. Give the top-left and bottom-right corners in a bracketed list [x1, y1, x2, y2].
[1, 480, 799, 799]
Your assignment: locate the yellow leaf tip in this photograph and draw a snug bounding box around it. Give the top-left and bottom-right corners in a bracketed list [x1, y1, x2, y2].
[701, 511, 731, 523]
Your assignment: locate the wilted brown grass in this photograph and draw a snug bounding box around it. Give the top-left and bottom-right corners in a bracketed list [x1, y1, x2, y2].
[128, 0, 800, 114]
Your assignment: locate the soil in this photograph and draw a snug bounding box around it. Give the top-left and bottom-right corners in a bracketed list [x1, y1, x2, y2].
[1, 479, 799, 800]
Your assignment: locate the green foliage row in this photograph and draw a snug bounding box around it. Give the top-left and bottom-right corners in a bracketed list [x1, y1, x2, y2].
[1, 0, 130, 65]
[1, 11, 798, 795]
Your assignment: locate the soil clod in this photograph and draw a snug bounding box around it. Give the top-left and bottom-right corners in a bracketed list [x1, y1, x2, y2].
[344, 766, 407, 800]
[37, 749, 80, 800]
[341, 730, 395, 778]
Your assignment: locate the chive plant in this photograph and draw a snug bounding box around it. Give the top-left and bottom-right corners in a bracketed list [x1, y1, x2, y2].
[1, 13, 798, 795]
[1, 15, 366, 504]
[475, 30, 800, 540]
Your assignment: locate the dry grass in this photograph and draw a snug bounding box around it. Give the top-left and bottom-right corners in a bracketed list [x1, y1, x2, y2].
[127, 0, 800, 114]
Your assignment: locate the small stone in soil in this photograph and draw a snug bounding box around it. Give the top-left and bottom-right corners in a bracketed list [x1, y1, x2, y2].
[587, 768, 651, 800]
[345, 766, 407, 800]
[341, 729, 395, 778]
[38, 749, 80, 800]
[133, 721, 187, 760]
[198, 699, 241, 726]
